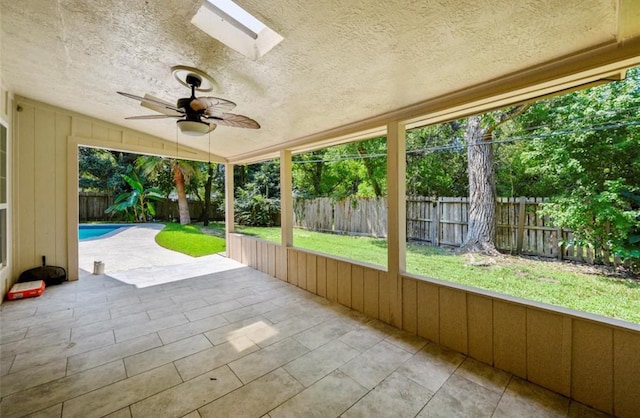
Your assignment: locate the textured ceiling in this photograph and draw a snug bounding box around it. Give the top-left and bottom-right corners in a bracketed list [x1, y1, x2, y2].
[0, 0, 621, 161]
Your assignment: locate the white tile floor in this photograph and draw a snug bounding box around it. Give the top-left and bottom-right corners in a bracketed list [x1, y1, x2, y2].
[1, 262, 611, 418]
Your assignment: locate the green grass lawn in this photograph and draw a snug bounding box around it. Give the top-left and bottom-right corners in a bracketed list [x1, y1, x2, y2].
[155, 223, 226, 257]
[233, 225, 640, 324]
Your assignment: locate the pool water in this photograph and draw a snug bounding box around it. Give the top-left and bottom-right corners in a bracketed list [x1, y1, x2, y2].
[78, 224, 130, 241]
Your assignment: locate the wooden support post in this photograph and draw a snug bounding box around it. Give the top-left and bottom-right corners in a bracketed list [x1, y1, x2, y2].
[224, 163, 235, 243]
[224, 164, 238, 260]
[387, 121, 406, 328]
[66, 142, 79, 281]
[280, 150, 293, 281]
[516, 196, 526, 255]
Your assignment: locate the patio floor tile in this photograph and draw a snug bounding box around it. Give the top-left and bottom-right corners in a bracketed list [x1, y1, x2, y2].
[342, 371, 433, 418]
[198, 368, 303, 418]
[0, 259, 614, 418]
[130, 365, 241, 418]
[228, 337, 309, 384]
[269, 370, 367, 418]
[417, 374, 501, 417]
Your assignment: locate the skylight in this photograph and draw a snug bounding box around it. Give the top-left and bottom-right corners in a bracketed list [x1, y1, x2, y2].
[192, 0, 283, 60]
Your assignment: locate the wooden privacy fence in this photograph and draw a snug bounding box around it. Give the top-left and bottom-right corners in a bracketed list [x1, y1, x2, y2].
[82, 191, 614, 265]
[293, 197, 387, 237]
[78, 192, 223, 222]
[295, 196, 613, 265]
[79, 192, 112, 221]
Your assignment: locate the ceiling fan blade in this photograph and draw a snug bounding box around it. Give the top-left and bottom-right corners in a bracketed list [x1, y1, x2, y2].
[125, 114, 181, 120]
[117, 91, 183, 114]
[141, 94, 183, 117]
[205, 113, 260, 129]
[191, 97, 236, 115]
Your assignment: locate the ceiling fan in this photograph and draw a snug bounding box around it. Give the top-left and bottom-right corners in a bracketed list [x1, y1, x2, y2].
[118, 65, 260, 136]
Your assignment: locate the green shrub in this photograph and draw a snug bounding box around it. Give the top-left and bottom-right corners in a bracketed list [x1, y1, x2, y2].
[235, 186, 280, 226]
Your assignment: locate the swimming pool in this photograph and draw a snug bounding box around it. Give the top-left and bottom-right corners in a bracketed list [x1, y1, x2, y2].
[78, 224, 131, 241]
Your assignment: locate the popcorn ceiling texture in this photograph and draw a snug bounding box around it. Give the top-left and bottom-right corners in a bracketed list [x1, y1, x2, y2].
[0, 0, 617, 159]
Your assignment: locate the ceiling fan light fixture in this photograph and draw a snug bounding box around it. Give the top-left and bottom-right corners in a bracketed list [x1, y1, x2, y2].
[177, 120, 211, 136]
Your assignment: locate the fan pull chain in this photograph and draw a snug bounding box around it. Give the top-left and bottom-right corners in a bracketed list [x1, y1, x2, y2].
[175, 124, 179, 158]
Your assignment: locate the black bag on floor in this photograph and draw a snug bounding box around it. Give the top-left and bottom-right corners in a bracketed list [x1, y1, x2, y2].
[18, 256, 67, 286]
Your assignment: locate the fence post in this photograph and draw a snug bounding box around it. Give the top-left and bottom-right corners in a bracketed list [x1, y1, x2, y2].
[557, 227, 564, 260]
[516, 196, 526, 254]
[434, 197, 441, 247]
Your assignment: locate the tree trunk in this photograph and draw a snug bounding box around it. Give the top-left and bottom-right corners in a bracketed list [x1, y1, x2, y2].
[358, 145, 383, 197]
[173, 166, 191, 225]
[203, 163, 213, 226]
[461, 115, 498, 254]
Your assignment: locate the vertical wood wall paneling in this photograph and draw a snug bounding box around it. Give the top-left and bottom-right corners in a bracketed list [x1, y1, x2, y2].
[306, 253, 317, 294]
[316, 256, 327, 297]
[613, 329, 640, 418]
[254, 239, 260, 270]
[297, 250, 307, 290]
[416, 281, 439, 343]
[351, 265, 364, 313]
[526, 309, 570, 396]
[72, 117, 92, 138]
[256, 240, 264, 272]
[92, 123, 109, 141]
[493, 301, 527, 378]
[378, 272, 390, 324]
[275, 243, 285, 281]
[337, 260, 352, 307]
[232, 235, 242, 262]
[17, 103, 36, 273]
[263, 241, 271, 273]
[572, 320, 613, 414]
[438, 287, 468, 354]
[249, 239, 258, 269]
[288, 248, 298, 286]
[261, 241, 270, 274]
[34, 109, 57, 265]
[267, 243, 276, 277]
[54, 114, 71, 267]
[240, 236, 248, 265]
[263, 242, 271, 274]
[108, 127, 123, 143]
[560, 317, 572, 398]
[402, 278, 418, 334]
[326, 258, 338, 302]
[466, 294, 493, 364]
[363, 268, 379, 319]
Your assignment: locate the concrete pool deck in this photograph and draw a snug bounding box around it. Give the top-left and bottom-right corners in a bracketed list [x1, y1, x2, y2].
[78, 224, 239, 288]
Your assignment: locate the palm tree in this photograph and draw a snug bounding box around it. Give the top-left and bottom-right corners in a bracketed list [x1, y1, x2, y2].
[137, 156, 197, 225]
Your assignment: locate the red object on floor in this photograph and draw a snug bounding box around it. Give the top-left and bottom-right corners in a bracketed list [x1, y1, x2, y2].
[7, 280, 45, 300]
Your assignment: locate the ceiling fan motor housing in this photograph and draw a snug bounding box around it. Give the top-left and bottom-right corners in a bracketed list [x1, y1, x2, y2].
[177, 97, 200, 121]
[185, 74, 202, 88]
